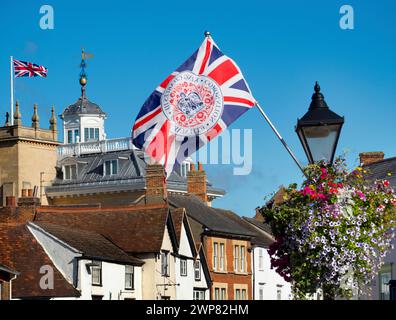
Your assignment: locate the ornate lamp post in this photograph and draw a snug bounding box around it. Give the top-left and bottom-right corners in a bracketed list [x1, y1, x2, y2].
[296, 82, 344, 165]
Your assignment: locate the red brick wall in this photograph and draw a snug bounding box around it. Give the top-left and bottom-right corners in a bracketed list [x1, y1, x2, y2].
[203, 236, 252, 300]
[187, 167, 207, 202]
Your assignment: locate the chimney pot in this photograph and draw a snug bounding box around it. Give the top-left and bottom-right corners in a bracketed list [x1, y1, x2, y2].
[21, 189, 27, 197]
[27, 189, 33, 197]
[198, 162, 203, 171]
[187, 164, 207, 203]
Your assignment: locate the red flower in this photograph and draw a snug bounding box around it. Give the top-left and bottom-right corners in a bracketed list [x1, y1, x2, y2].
[383, 180, 390, 187]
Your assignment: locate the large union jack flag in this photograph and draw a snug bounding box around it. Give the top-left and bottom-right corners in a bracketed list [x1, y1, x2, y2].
[132, 35, 255, 176]
[13, 59, 48, 78]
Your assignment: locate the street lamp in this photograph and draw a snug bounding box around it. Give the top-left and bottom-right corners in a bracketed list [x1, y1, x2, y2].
[295, 82, 344, 165]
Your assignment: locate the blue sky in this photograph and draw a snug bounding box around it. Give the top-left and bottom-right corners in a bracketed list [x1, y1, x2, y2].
[0, 0, 395, 216]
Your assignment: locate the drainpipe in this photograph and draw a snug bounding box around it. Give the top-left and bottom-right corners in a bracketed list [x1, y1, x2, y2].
[252, 246, 255, 300]
[9, 274, 17, 300]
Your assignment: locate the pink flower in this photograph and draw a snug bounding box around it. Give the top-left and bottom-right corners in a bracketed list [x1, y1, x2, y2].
[356, 191, 366, 200]
[391, 199, 396, 205]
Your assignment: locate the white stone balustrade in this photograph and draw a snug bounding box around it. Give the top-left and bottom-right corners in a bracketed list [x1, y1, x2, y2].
[57, 137, 135, 159]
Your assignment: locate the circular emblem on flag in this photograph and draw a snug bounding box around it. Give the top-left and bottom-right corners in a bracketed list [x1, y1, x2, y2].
[161, 71, 224, 136]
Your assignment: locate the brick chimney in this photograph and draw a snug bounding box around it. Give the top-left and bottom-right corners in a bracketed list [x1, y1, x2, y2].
[359, 152, 385, 166]
[17, 188, 40, 207]
[145, 164, 167, 204]
[5, 196, 16, 208]
[187, 162, 207, 203]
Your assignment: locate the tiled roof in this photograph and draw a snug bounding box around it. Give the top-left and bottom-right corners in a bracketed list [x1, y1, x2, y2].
[33, 222, 144, 266]
[188, 217, 204, 248]
[0, 223, 80, 299]
[170, 208, 184, 246]
[212, 208, 273, 247]
[242, 217, 273, 236]
[34, 205, 169, 254]
[169, 195, 255, 238]
[364, 157, 396, 187]
[242, 217, 274, 248]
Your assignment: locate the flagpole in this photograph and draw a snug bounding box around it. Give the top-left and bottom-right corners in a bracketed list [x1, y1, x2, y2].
[10, 56, 14, 125]
[255, 101, 306, 176]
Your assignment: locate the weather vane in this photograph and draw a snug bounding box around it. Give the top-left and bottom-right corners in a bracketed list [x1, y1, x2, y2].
[79, 47, 94, 79]
[79, 48, 94, 97]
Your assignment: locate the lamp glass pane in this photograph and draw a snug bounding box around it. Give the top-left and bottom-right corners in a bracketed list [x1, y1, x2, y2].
[302, 124, 340, 163]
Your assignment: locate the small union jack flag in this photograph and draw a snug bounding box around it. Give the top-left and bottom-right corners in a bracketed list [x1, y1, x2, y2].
[132, 35, 255, 176]
[13, 59, 48, 78]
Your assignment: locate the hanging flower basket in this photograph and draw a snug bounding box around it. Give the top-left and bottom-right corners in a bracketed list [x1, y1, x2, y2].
[262, 157, 396, 299]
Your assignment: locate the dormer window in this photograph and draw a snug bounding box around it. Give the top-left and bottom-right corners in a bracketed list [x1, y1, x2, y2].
[67, 129, 80, 144]
[104, 160, 118, 176]
[84, 128, 100, 142]
[64, 164, 77, 180]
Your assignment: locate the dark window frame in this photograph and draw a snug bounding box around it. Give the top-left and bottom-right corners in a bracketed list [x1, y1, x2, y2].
[125, 265, 134, 290]
[161, 251, 170, 277]
[194, 260, 201, 281]
[91, 261, 102, 287]
[180, 258, 187, 277]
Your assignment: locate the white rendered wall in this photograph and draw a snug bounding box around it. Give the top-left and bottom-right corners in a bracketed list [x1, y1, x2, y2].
[28, 223, 142, 300]
[252, 246, 292, 300]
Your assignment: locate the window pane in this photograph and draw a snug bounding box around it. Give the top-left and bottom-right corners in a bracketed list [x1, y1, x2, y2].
[221, 288, 226, 300]
[277, 288, 282, 300]
[180, 259, 187, 276]
[240, 246, 245, 272]
[259, 287, 264, 300]
[105, 161, 111, 176]
[235, 289, 240, 300]
[125, 266, 134, 289]
[95, 128, 99, 140]
[220, 244, 225, 271]
[74, 129, 79, 142]
[234, 245, 239, 271]
[380, 272, 391, 300]
[67, 130, 73, 144]
[242, 289, 246, 300]
[92, 262, 102, 285]
[161, 252, 169, 276]
[194, 261, 201, 280]
[84, 128, 89, 142]
[71, 165, 77, 180]
[213, 243, 218, 270]
[215, 288, 219, 300]
[65, 166, 70, 180]
[112, 160, 118, 175]
[259, 248, 264, 270]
